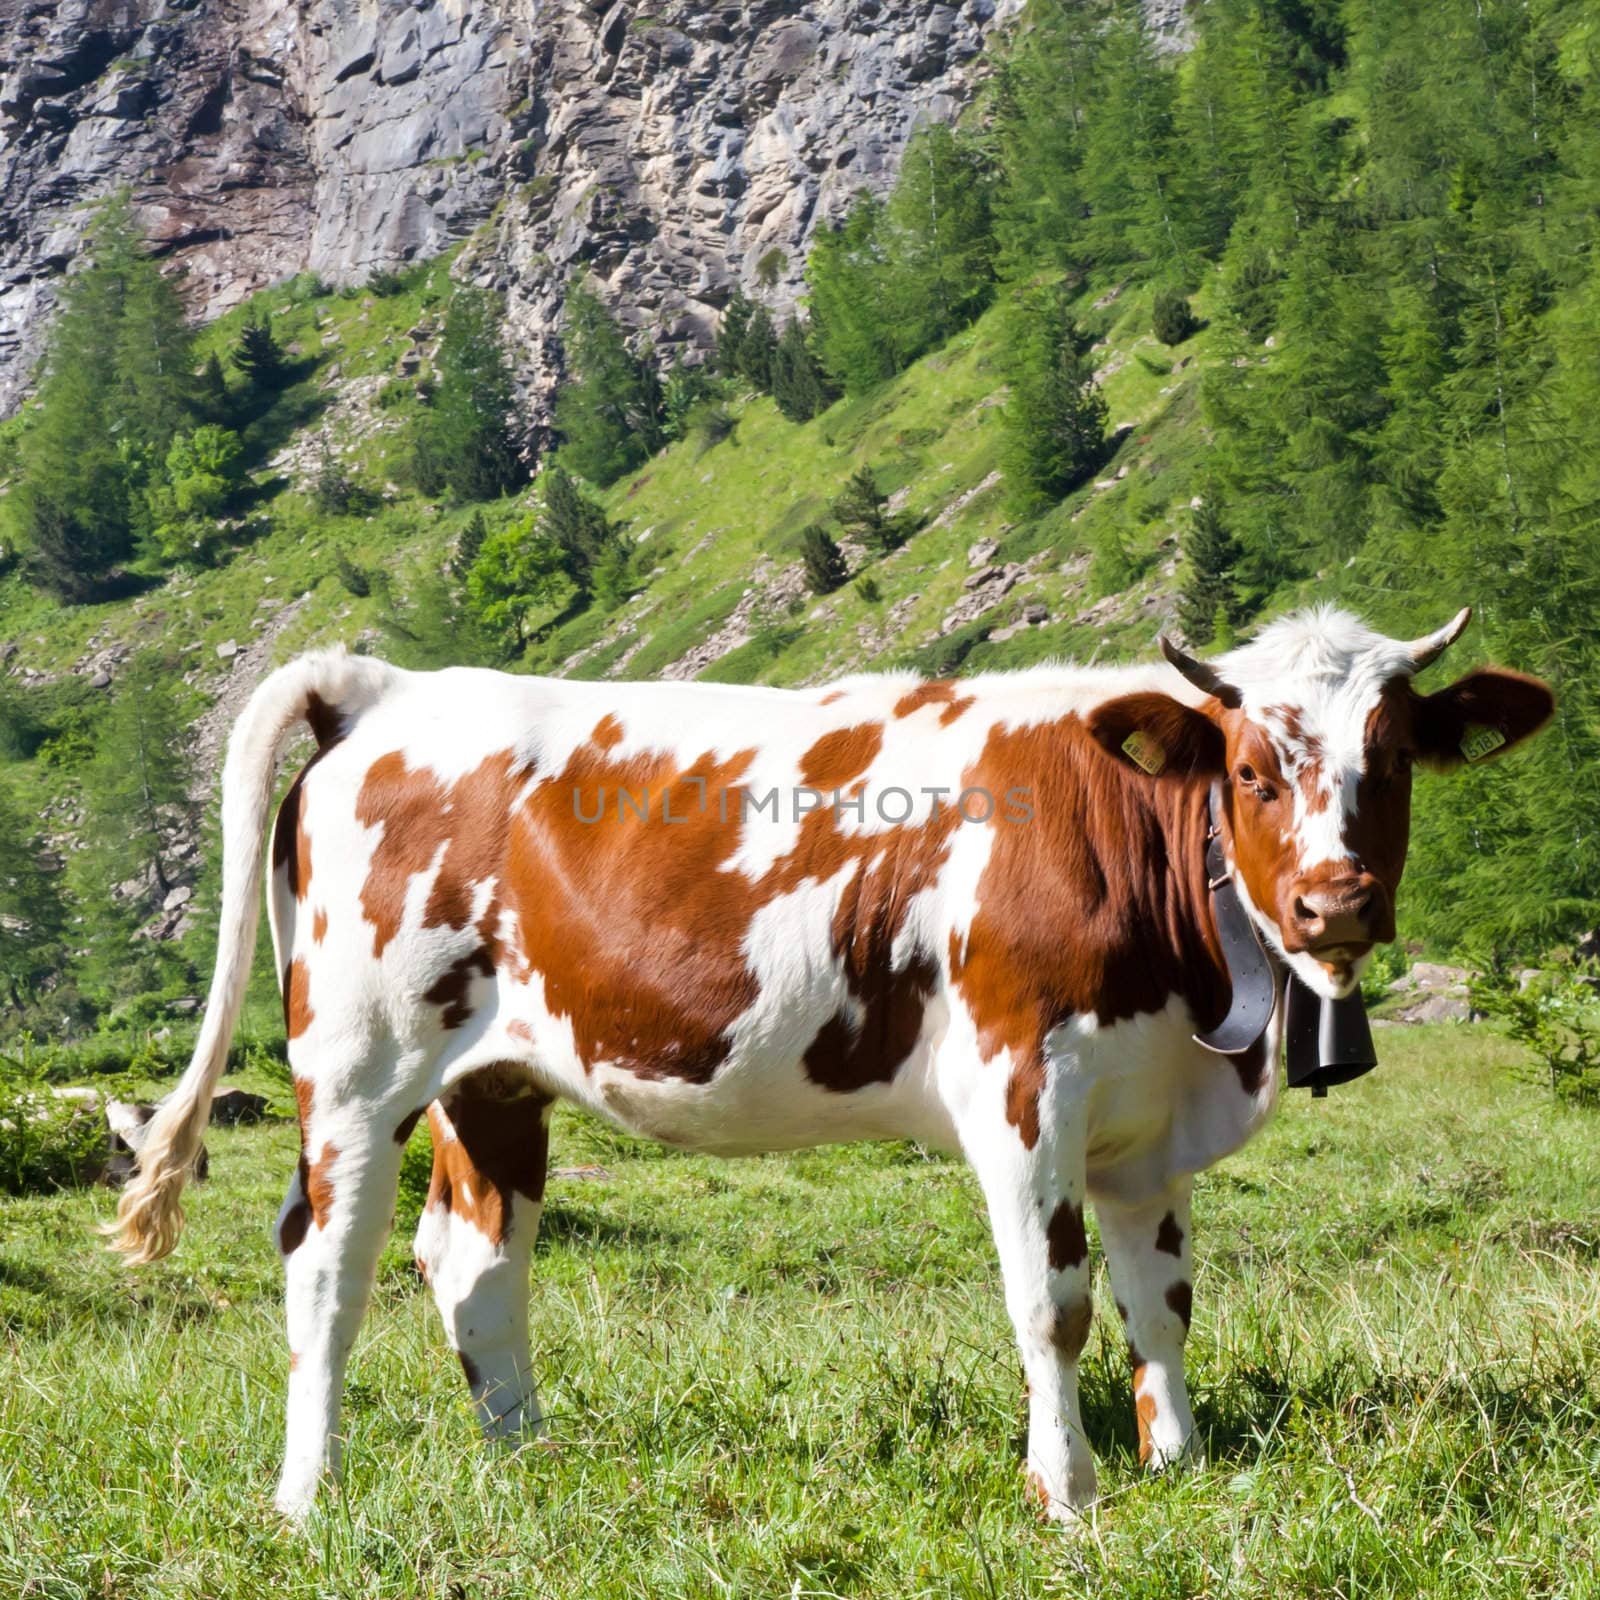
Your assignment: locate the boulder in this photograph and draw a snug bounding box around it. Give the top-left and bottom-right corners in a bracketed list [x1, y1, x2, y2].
[1389, 992, 1477, 1026]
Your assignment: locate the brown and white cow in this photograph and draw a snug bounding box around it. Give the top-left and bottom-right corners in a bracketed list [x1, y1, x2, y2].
[111, 605, 1552, 1521]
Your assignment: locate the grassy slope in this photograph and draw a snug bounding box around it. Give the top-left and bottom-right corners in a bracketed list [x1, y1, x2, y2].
[0, 270, 1218, 712]
[577, 277, 1217, 688]
[3, 1026, 1597, 1597]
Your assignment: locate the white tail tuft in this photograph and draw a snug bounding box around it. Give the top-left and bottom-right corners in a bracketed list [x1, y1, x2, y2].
[106, 649, 394, 1264]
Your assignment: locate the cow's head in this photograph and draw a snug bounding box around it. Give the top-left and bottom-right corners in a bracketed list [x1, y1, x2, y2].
[1090, 607, 1554, 999]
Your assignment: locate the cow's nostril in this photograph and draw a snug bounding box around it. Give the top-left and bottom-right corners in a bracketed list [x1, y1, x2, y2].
[1293, 896, 1317, 925]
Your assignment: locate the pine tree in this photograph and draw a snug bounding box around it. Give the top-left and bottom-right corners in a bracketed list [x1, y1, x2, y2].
[833, 466, 905, 554]
[0, 784, 66, 1011]
[115, 256, 196, 452]
[1075, 2, 1195, 279]
[75, 654, 194, 912]
[991, 2, 1100, 274]
[412, 288, 525, 501]
[198, 351, 231, 422]
[737, 305, 778, 391]
[998, 284, 1109, 510]
[8, 193, 196, 598]
[541, 463, 622, 593]
[453, 510, 489, 576]
[884, 123, 997, 354]
[806, 197, 900, 393]
[800, 524, 848, 594]
[553, 281, 664, 486]
[463, 515, 570, 655]
[1152, 288, 1197, 345]
[231, 311, 287, 389]
[769, 318, 832, 423]
[716, 289, 754, 377]
[1177, 494, 1243, 644]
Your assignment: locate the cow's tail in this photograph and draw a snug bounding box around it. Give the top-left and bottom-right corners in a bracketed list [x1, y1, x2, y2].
[107, 649, 396, 1265]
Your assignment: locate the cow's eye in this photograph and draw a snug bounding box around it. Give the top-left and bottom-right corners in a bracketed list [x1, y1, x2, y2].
[1236, 764, 1276, 801]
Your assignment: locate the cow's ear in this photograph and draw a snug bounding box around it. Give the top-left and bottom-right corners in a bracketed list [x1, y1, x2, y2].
[1412, 669, 1555, 772]
[1085, 693, 1226, 780]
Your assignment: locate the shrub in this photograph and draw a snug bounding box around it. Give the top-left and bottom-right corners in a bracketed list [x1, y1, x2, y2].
[365, 268, 408, 298]
[688, 401, 736, 456]
[1470, 965, 1600, 1107]
[312, 437, 370, 516]
[336, 551, 373, 597]
[1152, 287, 1198, 345]
[0, 1049, 109, 1196]
[800, 524, 848, 595]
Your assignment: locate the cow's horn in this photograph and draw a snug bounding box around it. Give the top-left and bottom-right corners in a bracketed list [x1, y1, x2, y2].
[1405, 606, 1471, 673]
[1159, 636, 1242, 709]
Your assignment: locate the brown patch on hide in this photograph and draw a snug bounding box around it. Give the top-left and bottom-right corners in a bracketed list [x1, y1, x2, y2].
[798, 722, 882, 790]
[1051, 1297, 1093, 1361]
[1165, 1281, 1193, 1331]
[355, 747, 529, 960]
[425, 947, 496, 1030]
[1046, 1200, 1088, 1272]
[1135, 1380, 1159, 1465]
[507, 724, 962, 1089]
[306, 1141, 338, 1229]
[283, 957, 314, 1040]
[949, 711, 1229, 1149]
[425, 1075, 550, 1246]
[270, 703, 345, 904]
[894, 680, 974, 725]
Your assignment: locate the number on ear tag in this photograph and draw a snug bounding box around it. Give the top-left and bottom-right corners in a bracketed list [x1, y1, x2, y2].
[1122, 730, 1167, 775]
[1460, 723, 1506, 763]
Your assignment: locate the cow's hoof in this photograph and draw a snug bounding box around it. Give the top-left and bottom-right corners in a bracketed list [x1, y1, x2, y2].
[273, 1477, 322, 1524]
[1145, 1439, 1206, 1474]
[1024, 1467, 1093, 1528]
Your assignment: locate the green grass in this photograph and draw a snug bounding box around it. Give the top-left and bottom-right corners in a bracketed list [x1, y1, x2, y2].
[4, 1025, 1598, 1596]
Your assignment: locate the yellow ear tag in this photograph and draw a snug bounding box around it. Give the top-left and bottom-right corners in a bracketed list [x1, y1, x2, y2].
[1460, 723, 1506, 763]
[1122, 730, 1167, 775]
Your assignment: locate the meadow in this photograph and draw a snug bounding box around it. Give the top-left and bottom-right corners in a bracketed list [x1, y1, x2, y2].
[2, 1024, 1598, 1598]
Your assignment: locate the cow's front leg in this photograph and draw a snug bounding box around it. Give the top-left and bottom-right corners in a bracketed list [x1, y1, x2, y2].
[957, 1064, 1096, 1522]
[1096, 1177, 1199, 1470]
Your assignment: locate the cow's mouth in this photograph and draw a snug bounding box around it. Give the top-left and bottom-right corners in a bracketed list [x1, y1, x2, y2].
[1310, 942, 1373, 982]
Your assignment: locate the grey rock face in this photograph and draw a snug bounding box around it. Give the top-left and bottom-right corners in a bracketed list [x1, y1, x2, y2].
[1, 0, 1044, 417]
[3, 1, 1193, 420]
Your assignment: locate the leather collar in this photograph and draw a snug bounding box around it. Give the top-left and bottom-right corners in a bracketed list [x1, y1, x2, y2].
[1194, 784, 1378, 1096]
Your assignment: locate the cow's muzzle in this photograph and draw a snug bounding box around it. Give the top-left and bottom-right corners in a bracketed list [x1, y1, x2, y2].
[1285, 873, 1393, 954]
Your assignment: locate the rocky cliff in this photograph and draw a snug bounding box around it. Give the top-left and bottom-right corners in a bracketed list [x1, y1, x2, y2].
[0, 0, 1042, 416]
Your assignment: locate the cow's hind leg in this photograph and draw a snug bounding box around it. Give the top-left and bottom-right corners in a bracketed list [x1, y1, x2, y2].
[955, 1056, 1096, 1522]
[274, 1070, 417, 1518]
[413, 1070, 550, 1442]
[1096, 1176, 1199, 1470]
